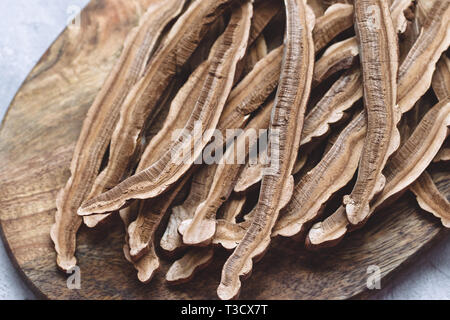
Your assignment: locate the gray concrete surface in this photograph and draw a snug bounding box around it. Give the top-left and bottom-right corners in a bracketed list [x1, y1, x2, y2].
[0, 0, 449, 300]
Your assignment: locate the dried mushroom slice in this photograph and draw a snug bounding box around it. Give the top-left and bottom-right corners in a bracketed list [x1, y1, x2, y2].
[165, 193, 246, 284]
[397, 0, 450, 113]
[85, 59, 212, 227]
[127, 173, 191, 260]
[432, 55, 450, 101]
[273, 112, 366, 238]
[344, 0, 400, 226]
[434, 146, 450, 163]
[160, 164, 217, 254]
[50, 0, 186, 271]
[178, 99, 273, 246]
[313, 3, 354, 52]
[410, 171, 450, 228]
[166, 247, 215, 284]
[313, 0, 413, 85]
[243, 35, 268, 75]
[307, 97, 450, 248]
[121, 203, 161, 283]
[79, 1, 253, 216]
[88, 0, 239, 201]
[218, 0, 315, 300]
[302, 67, 362, 145]
[313, 38, 359, 85]
[219, 45, 283, 132]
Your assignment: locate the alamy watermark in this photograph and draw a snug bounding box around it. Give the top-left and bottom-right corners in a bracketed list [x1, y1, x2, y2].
[366, 265, 381, 290]
[170, 121, 281, 175]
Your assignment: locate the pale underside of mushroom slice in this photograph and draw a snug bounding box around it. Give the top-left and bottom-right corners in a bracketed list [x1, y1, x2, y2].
[217, 0, 315, 300]
[50, 0, 187, 271]
[78, 1, 253, 216]
[343, 0, 400, 226]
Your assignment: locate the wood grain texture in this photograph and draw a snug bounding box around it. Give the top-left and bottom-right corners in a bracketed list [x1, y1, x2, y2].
[0, 0, 448, 300]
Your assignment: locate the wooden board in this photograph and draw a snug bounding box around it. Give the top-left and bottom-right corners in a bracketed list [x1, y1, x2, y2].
[0, 0, 448, 300]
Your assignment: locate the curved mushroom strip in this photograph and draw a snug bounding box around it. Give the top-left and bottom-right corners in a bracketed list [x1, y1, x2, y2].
[160, 164, 217, 254]
[219, 45, 283, 132]
[166, 247, 215, 284]
[165, 193, 245, 284]
[221, 194, 247, 224]
[127, 173, 191, 260]
[218, 0, 315, 300]
[432, 56, 450, 101]
[313, 0, 413, 85]
[273, 112, 366, 238]
[249, 0, 283, 44]
[313, 38, 359, 85]
[50, 0, 186, 271]
[410, 171, 450, 228]
[234, 67, 362, 193]
[243, 35, 268, 75]
[179, 99, 274, 246]
[307, 98, 450, 248]
[343, 0, 400, 226]
[397, 0, 450, 113]
[121, 204, 161, 283]
[313, 3, 354, 52]
[84, 60, 212, 227]
[433, 146, 450, 163]
[79, 2, 253, 216]
[88, 0, 239, 200]
[302, 67, 362, 145]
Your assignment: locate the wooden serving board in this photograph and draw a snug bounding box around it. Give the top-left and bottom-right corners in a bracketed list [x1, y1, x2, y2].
[0, 0, 448, 300]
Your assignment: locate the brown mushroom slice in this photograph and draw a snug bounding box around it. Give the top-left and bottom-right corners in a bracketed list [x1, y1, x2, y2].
[234, 151, 268, 193]
[234, 67, 362, 194]
[313, 38, 359, 85]
[343, 0, 400, 226]
[127, 173, 191, 260]
[307, 97, 450, 248]
[273, 112, 366, 238]
[433, 146, 450, 163]
[410, 171, 450, 228]
[313, 3, 354, 52]
[248, 0, 283, 44]
[166, 247, 215, 284]
[234, 145, 309, 193]
[220, 193, 247, 224]
[243, 35, 268, 75]
[218, 0, 315, 300]
[88, 0, 239, 200]
[179, 99, 274, 246]
[50, 0, 187, 271]
[84, 59, 212, 227]
[120, 203, 161, 283]
[397, 0, 450, 113]
[165, 193, 245, 284]
[432, 56, 450, 101]
[79, 1, 253, 216]
[219, 45, 283, 132]
[302, 67, 363, 145]
[313, 0, 413, 85]
[160, 164, 217, 254]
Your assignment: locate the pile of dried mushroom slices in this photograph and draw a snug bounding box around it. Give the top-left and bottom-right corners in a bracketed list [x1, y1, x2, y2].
[50, 0, 450, 299]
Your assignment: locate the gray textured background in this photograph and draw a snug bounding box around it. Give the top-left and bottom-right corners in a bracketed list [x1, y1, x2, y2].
[0, 0, 449, 300]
